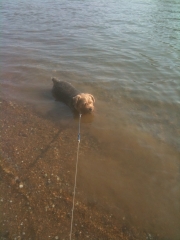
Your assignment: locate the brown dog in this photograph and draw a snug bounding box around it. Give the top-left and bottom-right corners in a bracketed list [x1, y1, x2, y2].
[52, 78, 95, 114]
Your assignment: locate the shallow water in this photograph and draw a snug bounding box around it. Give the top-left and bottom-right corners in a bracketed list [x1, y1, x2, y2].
[1, 0, 180, 239]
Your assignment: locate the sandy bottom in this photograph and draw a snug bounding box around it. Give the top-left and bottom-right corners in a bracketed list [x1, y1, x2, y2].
[0, 99, 160, 240]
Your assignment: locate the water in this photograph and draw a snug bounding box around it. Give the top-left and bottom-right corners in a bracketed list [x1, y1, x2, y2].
[1, 0, 180, 239]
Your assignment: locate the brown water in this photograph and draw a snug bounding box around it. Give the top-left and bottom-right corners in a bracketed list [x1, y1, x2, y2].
[1, 0, 180, 239]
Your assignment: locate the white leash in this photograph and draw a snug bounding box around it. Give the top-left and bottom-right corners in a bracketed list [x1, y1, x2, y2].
[70, 113, 82, 240]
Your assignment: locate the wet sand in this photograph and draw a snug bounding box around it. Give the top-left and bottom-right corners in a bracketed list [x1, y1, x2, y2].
[0, 99, 161, 240]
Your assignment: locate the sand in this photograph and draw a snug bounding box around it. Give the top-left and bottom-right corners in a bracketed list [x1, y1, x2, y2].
[0, 99, 159, 240]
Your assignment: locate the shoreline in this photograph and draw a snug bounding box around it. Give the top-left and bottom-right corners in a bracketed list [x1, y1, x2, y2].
[0, 98, 160, 240]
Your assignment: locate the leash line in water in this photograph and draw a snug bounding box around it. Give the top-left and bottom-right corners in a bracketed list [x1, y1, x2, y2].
[70, 113, 82, 240]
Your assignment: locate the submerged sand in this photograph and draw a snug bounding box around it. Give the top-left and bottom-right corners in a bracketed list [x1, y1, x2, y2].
[0, 99, 160, 240]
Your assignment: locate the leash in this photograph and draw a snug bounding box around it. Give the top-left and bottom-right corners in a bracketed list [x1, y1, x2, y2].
[70, 113, 82, 240]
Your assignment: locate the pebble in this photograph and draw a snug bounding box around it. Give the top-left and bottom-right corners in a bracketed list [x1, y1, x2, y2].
[19, 183, 24, 188]
[146, 233, 152, 239]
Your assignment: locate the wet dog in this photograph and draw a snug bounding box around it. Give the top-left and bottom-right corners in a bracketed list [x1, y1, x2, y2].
[52, 78, 95, 114]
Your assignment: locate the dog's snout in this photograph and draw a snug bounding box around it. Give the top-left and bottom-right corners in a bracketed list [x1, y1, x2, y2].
[89, 107, 93, 112]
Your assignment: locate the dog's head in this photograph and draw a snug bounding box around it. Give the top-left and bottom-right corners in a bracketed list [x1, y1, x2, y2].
[73, 93, 95, 113]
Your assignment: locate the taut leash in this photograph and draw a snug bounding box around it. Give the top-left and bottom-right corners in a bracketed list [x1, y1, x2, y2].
[70, 113, 82, 240]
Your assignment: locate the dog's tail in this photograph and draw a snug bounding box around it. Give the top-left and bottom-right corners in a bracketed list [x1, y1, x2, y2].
[51, 77, 60, 85]
[51, 77, 61, 86]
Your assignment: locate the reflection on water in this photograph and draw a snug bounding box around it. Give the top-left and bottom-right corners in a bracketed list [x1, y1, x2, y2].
[1, 0, 180, 239]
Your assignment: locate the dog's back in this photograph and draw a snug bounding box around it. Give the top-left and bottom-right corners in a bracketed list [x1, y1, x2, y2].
[52, 78, 80, 106]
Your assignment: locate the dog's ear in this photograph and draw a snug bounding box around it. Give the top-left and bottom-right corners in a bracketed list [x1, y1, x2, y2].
[73, 95, 81, 107]
[89, 94, 95, 103]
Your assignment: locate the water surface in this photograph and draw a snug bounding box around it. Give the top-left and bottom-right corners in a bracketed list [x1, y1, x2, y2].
[1, 0, 180, 239]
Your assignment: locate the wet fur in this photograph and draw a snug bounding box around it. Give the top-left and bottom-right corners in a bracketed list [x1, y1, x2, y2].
[52, 78, 95, 113]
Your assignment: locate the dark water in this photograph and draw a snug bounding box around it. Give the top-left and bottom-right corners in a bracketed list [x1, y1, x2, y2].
[1, 0, 180, 239]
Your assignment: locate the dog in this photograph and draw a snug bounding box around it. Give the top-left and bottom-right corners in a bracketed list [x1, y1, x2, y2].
[52, 78, 95, 114]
